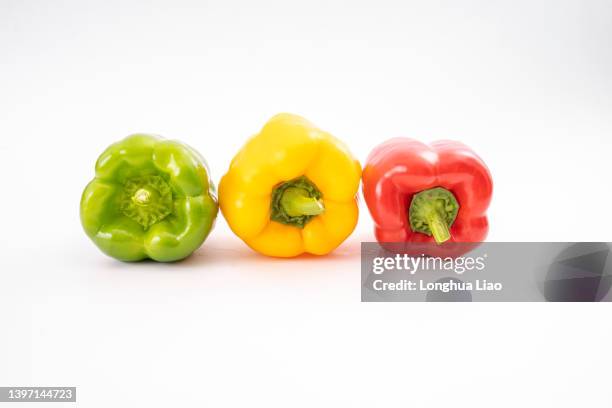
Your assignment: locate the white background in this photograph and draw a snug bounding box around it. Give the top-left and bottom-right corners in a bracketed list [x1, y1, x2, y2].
[1, 0, 612, 406]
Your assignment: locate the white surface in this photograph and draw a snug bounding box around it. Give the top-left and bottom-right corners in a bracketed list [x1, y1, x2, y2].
[1, 0, 611, 406]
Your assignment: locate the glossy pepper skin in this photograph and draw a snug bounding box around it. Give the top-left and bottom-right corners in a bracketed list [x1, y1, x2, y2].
[219, 113, 361, 257]
[362, 138, 492, 253]
[80, 134, 218, 262]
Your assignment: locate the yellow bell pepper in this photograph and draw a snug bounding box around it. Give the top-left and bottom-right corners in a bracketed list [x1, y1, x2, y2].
[219, 113, 362, 257]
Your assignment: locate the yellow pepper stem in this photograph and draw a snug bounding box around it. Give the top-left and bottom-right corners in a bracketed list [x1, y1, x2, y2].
[280, 187, 325, 217]
[270, 176, 324, 228]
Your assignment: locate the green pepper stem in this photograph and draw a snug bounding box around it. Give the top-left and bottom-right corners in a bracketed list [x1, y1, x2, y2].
[280, 187, 324, 217]
[426, 211, 451, 244]
[120, 175, 173, 229]
[133, 188, 152, 205]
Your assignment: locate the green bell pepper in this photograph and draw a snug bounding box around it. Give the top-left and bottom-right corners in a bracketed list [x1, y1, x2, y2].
[80, 134, 218, 262]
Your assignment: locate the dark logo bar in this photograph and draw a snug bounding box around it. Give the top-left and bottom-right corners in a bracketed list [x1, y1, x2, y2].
[361, 242, 612, 302]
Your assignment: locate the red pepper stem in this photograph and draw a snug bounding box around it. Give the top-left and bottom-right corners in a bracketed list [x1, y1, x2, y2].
[408, 187, 459, 245]
[425, 211, 451, 244]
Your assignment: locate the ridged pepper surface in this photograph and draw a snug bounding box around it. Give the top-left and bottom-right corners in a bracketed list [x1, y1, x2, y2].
[219, 114, 361, 257]
[362, 138, 492, 254]
[81, 134, 218, 262]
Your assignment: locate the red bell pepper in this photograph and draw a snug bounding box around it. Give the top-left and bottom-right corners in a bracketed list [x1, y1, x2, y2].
[362, 138, 493, 250]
